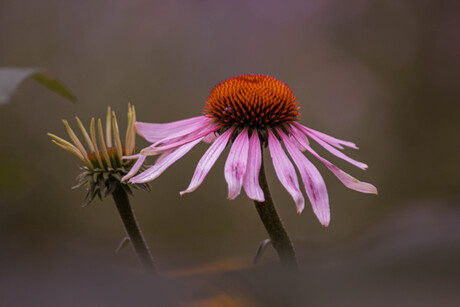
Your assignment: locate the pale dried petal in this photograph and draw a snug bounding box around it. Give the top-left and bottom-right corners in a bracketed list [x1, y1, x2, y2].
[105, 106, 112, 147]
[111, 111, 123, 164]
[97, 119, 112, 168]
[75, 117, 95, 152]
[90, 118, 104, 169]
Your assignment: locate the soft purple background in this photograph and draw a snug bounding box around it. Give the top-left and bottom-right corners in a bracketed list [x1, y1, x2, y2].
[1, 0, 459, 305]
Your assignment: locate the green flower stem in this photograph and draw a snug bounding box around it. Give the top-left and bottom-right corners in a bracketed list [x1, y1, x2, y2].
[253, 156, 298, 269]
[112, 183, 157, 275]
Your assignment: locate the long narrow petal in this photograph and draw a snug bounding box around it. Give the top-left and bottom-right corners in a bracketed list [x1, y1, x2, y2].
[111, 111, 124, 164]
[180, 127, 234, 195]
[267, 129, 305, 212]
[48, 135, 88, 166]
[75, 117, 95, 152]
[136, 116, 211, 142]
[289, 125, 377, 194]
[98, 119, 113, 168]
[149, 117, 215, 148]
[105, 106, 112, 147]
[121, 155, 146, 181]
[294, 123, 367, 170]
[242, 131, 264, 202]
[323, 163, 378, 194]
[90, 118, 104, 169]
[224, 128, 250, 200]
[277, 128, 329, 225]
[125, 104, 136, 156]
[130, 138, 202, 183]
[62, 120, 89, 158]
[141, 124, 220, 155]
[293, 122, 358, 150]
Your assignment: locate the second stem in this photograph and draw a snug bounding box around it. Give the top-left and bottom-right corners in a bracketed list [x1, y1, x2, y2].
[112, 183, 157, 275]
[253, 157, 298, 269]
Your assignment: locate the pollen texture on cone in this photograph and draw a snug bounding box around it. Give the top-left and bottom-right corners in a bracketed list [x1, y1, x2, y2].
[204, 74, 300, 128]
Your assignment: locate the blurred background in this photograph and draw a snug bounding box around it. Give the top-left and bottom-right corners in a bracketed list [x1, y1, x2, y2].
[1, 0, 459, 305]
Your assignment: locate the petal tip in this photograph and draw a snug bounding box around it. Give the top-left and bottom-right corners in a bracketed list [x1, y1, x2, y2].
[256, 196, 265, 202]
[246, 192, 265, 203]
[180, 188, 194, 196]
[364, 184, 378, 195]
[316, 213, 330, 227]
[372, 186, 378, 195]
[295, 199, 305, 214]
[128, 177, 143, 184]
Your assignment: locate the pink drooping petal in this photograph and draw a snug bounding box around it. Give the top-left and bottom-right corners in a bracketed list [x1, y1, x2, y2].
[322, 163, 378, 194]
[289, 125, 378, 195]
[277, 128, 329, 225]
[202, 132, 218, 144]
[242, 131, 264, 202]
[224, 127, 250, 200]
[267, 129, 305, 212]
[145, 117, 214, 148]
[136, 116, 210, 143]
[155, 149, 173, 164]
[293, 123, 368, 170]
[130, 138, 203, 183]
[289, 132, 309, 152]
[141, 124, 220, 155]
[180, 127, 234, 195]
[121, 155, 147, 182]
[293, 122, 358, 150]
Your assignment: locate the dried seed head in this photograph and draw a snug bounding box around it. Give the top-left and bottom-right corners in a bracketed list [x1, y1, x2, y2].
[48, 105, 149, 206]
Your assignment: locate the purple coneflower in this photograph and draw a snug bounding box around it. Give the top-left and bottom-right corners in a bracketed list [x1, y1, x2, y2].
[124, 74, 377, 267]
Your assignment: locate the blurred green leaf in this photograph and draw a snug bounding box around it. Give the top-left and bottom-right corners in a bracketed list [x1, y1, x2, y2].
[32, 72, 77, 103]
[0, 67, 76, 105]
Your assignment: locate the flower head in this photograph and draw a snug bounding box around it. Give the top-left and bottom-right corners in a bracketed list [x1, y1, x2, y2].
[124, 74, 377, 226]
[49, 104, 149, 206]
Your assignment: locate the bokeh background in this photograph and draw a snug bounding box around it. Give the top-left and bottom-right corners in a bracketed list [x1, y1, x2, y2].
[1, 0, 459, 305]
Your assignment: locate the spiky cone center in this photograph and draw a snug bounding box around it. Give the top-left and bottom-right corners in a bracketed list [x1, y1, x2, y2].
[204, 74, 300, 129]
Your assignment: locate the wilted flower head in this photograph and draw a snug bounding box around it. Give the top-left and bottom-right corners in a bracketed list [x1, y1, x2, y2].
[48, 104, 148, 206]
[124, 75, 377, 226]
